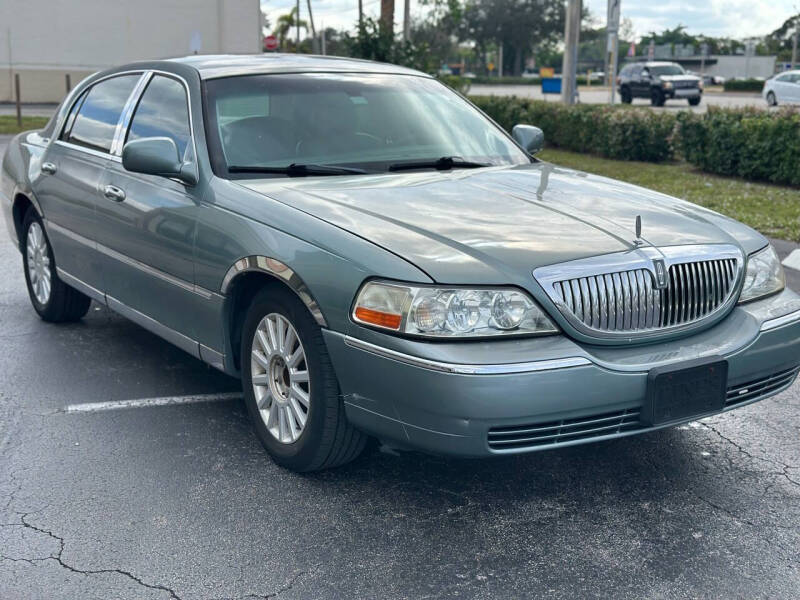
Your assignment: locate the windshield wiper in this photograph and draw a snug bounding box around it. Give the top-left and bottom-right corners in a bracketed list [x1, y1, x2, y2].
[228, 163, 367, 176]
[387, 156, 490, 172]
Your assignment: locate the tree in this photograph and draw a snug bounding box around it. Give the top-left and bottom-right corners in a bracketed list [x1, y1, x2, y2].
[273, 7, 308, 51]
[461, 0, 566, 76]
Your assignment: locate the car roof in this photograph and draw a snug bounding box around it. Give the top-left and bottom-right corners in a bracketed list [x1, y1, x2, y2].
[643, 62, 680, 67]
[165, 53, 429, 80]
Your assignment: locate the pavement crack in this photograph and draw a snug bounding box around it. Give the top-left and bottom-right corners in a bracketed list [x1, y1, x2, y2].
[18, 514, 182, 600]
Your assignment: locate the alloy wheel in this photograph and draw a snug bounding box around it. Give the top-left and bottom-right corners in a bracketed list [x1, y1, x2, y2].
[250, 313, 311, 444]
[26, 221, 51, 305]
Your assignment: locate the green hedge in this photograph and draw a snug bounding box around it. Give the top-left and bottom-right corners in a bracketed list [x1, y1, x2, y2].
[723, 79, 766, 93]
[470, 95, 800, 186]
[471, 76, 541, 85]
[675, 107, 800, 186]
[470, 96, 675, 162]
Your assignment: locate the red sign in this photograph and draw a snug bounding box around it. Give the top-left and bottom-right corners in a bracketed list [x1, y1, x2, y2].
[264, 35, 278, 51]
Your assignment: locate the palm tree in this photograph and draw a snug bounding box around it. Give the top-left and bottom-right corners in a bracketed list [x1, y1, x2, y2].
[273, 7, 308, 50]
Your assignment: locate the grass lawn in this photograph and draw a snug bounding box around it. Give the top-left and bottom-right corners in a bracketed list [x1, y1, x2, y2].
[539, 148, 800, 243]
[0, 115, 49, 135]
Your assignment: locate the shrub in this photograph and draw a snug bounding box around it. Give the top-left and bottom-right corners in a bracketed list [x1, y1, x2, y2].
[674, 106, 800, 186]
[471, 76, 542, 85]
[470, 96, 676, 162]
[437, 74, 471, 95]
[723, 79, 766, 93]
[471, 96, 800, 186]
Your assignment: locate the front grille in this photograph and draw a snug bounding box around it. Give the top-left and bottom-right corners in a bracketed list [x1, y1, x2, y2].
[488, 408, 643, 450]
[552, 258, 738, 333]
[726, 366, 800, 407]
[672, 80, 698, 89]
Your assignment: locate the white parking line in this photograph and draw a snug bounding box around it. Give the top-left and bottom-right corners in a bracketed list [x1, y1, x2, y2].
[782, 249, 800, 272]
[64, 392, 241, 414]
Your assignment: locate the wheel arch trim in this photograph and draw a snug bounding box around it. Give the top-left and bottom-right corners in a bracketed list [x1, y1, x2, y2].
[220, 255, 328, 327]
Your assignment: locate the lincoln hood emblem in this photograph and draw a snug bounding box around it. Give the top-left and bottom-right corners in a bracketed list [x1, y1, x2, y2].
[653, 259, 668, 289]
[633, 215, 643, 246]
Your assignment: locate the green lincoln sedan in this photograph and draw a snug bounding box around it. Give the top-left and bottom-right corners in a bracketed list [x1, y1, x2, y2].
[2, 55, 799, 471]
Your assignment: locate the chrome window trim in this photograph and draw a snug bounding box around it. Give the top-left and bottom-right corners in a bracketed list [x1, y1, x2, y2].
[343, 335, 592, 375]
[534, 244, 745, 341]
[110, 72, 153, 155]
[53, 139, 122, 162]
[760, 308, 800, 332]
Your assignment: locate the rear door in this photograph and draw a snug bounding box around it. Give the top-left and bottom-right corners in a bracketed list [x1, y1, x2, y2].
[95, 72, 203, 343]
[789, 74, 800, 103]
[33, 73, 143, 294]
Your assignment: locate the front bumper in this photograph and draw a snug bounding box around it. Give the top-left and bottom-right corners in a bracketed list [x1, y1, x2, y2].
[665, 87, 702, 99]
[324, 289, 800, 457]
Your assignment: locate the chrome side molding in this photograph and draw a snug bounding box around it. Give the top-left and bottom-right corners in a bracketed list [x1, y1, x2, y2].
[343, 335, 591, 375]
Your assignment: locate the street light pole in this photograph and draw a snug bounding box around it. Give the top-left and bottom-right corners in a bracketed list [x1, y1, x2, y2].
[295, 0, 300, 52]
[561, 0, 582, 105]
[792, 22, 798, 69]
[403, 0, 410, 41]
[606, 0, 621, 105]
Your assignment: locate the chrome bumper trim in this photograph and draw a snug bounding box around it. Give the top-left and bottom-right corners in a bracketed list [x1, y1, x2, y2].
[343, 336, 592, 375]
[760, 309, 800, 332]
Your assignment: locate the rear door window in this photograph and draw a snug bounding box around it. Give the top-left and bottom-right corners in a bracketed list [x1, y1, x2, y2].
[125, 75, 192, 158]
[66, 75, 140, 153]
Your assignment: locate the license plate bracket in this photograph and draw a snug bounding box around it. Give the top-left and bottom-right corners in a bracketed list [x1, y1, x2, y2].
[642, 357, 728, 426]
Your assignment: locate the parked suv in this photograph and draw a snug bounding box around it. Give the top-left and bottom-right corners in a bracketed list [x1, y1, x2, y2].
[618, 62, 703, 106]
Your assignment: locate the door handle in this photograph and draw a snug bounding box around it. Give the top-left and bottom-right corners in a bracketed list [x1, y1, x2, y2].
[103, 185, 126, 202]
[41, 162, 57, 175]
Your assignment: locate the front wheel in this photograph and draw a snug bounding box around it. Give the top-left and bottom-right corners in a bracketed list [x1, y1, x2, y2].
[620, 87, 632, 104]
[650, 89, 665, 107]
[688, 97, 701, 106]
[240, 286, 367, 471]
[22, 210, 91, 322]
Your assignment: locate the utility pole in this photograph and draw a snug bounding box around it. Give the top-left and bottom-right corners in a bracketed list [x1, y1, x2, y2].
[561, 0, 582, 104]
[295, 0, 300, 52]
[403, 0, 410, 41]
[792, 21, 798, 69]
[358, 0, 363, 29]
[306, 0, 317, 53]
[498, 44, 503, 78]
[605, 0, 621, 104]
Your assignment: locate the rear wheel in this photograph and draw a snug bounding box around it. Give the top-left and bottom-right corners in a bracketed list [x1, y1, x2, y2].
[22, 210, 91, 322]
[620, 87, 632, 104]
[767, 91, 777, 106]
[688, 97, 701, 106]
[240, 286, 367, 471]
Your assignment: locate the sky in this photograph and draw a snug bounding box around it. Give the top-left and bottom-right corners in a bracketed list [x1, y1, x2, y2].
[261, 0, 798, 40]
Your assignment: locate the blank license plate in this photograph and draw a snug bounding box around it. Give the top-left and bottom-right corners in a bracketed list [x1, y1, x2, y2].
[642, 358, 728, 425]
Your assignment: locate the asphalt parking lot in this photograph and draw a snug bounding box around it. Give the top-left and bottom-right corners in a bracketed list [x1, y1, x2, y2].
[1, 135, 800, 599]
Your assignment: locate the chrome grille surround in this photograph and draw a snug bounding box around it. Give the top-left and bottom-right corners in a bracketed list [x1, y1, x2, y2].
[534, 245, 745, 341]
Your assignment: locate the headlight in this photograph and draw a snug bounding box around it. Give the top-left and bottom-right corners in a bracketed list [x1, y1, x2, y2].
[739, 245, 785, 304]
[352, 280, 558, 338]
[662, 81, 673, 89]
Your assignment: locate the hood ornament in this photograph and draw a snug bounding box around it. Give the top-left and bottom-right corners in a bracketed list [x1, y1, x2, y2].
[633, 215, 644, 247]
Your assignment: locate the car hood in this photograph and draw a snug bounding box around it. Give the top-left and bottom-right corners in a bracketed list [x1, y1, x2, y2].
[659, 74, 701, 83]
[236, 163, 765, 284]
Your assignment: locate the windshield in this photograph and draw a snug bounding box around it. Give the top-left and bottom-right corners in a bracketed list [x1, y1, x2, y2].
[203, 73, 530, 177]
[648, 65, 686, 76]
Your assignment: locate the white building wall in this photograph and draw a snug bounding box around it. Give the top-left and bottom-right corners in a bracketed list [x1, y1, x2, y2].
[0, 0, 261, 102]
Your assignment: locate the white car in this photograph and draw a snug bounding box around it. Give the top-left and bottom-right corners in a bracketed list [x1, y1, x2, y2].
[763, 70, 800, 106]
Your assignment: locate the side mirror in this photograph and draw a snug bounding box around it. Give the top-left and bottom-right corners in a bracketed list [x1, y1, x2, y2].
[122, 137, 197, 185]
[512, 124, 544, 155]
[641, 69, 651, 79]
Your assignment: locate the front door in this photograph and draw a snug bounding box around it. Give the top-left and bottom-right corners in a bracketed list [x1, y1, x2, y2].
[33, 74, 142, 292]
[94, 73, 202, 342]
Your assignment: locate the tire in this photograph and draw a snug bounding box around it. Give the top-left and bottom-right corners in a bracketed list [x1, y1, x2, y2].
[688, 97, 701, 106]
[767, 91, 777, 106]
[650, 89, 665, 107]
[240, 286, 367, 471]
[620, 87, 632, 104]
[22, 210, 91, 323]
